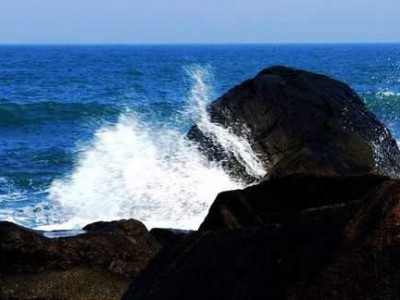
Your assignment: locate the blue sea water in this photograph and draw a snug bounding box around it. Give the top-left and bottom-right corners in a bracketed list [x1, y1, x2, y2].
[1, 44, 400, 231]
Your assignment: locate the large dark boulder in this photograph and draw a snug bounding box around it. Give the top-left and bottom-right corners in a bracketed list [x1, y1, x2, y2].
[122, 178, 400, 300]
[188, 66, 400, 180]
[121, 67, 400, 299]
[123, 225, 342, 300]
[0, 219, 160, 300]
[199, 175, 387, 231]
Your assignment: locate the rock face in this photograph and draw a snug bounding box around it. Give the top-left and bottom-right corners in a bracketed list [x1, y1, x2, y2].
[123, 177, 400, 300]
[0, 219, 160, 300]
[150, 228, 192, 249]
[290, 179, 400, 299]
[199, 175, 387, 231]
[123, 67, 400, 300]
[188, 66, 400, 179]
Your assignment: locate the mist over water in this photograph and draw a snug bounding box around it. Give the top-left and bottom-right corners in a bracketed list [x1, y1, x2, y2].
[38, 66, 263, 231]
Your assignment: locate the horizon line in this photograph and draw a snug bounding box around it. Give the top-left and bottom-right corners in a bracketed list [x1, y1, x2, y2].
[0, 41, 400, 46]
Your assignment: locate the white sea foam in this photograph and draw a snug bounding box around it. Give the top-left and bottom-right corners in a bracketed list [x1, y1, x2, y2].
[38, 66, 265, 231]
[377, 90, 400, 98]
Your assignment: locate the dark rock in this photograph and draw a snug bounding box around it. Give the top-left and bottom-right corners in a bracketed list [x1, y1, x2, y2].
[0, 219, 161, 300]
[124, 225, 343, 300]
[289, 179, 400, 299]
[188, 66, 400, 179]
[199, 175, 388, 231]
[122, 178, 400, 300]
[1, 267, 132, 300]
[122, 67, 400, 299]
[150, 228, 192, 249]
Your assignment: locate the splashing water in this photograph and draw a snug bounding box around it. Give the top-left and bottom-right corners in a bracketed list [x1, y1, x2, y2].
[38, 66, 265, 231]
[185, 66, 266, 179]
[42, 117, 239, 230]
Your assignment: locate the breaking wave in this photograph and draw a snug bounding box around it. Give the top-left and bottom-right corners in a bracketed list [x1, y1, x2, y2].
[38, 66, 265, 231]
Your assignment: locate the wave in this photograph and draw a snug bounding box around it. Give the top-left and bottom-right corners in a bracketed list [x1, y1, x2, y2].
[364, 90, 400, 109]
[37, 66, 265, 231]
[363, 91, 400, 140]
[0, 176, 57, 228]
[0, 101, 120, 127]
[376, 91, 400, 98]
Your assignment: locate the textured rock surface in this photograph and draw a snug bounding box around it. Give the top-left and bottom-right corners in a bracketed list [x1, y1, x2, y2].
[0, 219, 160, 300]
[123, 178, 400, 300]
[188, 66, 400, 179]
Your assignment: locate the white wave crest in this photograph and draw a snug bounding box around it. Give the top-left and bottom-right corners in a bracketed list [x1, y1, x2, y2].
[38, 65, 265, 231]
[376, 90, 400, 98]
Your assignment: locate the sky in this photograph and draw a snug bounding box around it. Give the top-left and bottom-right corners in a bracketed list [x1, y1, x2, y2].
[0, 0, 399, 44]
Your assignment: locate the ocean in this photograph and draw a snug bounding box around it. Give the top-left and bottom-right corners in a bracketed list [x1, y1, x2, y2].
[0, 44, 399, 231]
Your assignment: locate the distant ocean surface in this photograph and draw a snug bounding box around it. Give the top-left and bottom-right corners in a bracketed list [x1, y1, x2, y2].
[1, 44, 400, 231]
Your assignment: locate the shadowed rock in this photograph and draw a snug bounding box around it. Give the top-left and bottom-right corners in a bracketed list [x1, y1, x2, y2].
[0, 219, 160, 300]
[150, 228, 192, 249]
[290, 179, 400, 299]
[123, 177, 400, 300]
[188, 66, 400, 180]
[199, 175, 387, 231]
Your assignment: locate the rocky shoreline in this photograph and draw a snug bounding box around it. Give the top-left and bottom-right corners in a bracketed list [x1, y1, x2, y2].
[2, 66, 400, 299]
[0, 219, 160, 299]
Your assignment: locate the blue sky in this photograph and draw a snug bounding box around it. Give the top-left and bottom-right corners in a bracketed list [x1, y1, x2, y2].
[0, 0, 399, 44]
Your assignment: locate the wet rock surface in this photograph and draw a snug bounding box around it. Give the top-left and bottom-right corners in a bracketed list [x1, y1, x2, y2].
[188, 66, 400, 180]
